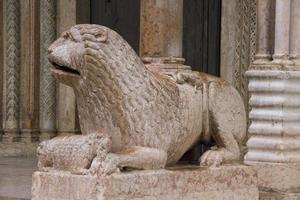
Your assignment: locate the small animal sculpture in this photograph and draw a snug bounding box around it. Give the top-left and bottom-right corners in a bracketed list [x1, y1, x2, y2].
[39, 24, 246, 176]
[37, 132, 111, 174]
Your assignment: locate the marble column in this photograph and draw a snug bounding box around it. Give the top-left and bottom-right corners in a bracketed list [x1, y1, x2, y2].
[20, 0, 40, 142]
[289, 0, 300, 66]
[3, 0, 21, 142]
[39, 0, 57, 140]
[254, 0, 275, 64]
[0, 0, 4, 137]
[139, 0, 190, 75]
[272, 0, 292, 64]
[140, 0, 183, 58]
[56, 0, 77, 136]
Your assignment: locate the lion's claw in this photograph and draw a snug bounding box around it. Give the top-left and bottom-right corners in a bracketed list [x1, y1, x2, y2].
[199, 150, 223, 167]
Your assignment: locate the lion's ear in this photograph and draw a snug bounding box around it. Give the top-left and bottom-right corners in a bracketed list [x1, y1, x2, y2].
[94, 30, 108, 42]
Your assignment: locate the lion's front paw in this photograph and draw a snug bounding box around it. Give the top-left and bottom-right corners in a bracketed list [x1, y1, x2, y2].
[89, 154, 120, 176]
[199, 150, 223, 167]
[99, 158, 120, 176]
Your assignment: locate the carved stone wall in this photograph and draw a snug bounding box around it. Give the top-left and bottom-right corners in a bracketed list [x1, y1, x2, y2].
[3, 0, 21, 142]
[0, 0, 89, 156]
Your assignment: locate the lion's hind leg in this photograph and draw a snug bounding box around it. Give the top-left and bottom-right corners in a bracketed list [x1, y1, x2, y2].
[199, 81, 246, 167]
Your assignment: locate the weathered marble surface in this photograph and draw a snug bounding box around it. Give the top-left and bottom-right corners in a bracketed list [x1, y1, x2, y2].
[32, 165, 258, 200]
[253, 162, 300, 197]
[38, 24, 247, 175]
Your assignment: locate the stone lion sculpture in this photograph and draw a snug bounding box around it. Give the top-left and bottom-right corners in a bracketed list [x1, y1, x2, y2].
[38, 24, 246, 176]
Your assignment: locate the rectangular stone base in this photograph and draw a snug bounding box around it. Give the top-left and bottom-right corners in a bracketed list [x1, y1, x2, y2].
[32, 165, 258, 200]
[249, 162, 300, 200]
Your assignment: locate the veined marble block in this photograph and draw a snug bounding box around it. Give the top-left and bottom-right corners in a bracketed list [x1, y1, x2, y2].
[32, 165, 258, 200]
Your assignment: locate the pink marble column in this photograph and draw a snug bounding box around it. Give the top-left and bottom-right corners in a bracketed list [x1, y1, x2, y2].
[254, 0, 275, 64]
[290, 0, 300, 66]
[272, 0, 293, 64]
[140, 0, 183, 58]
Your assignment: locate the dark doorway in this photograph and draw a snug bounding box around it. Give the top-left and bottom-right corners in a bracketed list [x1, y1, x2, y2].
[183, 0, 221, 76]
[181, 0, 222, 163]
[90, 0, 140, 53]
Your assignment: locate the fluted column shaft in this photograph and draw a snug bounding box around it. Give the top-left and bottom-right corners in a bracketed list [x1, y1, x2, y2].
[273, 0, 292, 63]
[290, 0, 300, 65]
[39, 0, 57, 140]
[3, 0, 21, 142]
[254, 0, 275, 63]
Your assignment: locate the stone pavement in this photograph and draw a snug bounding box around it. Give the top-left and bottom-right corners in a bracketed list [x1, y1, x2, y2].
[0, 157, 37, 200]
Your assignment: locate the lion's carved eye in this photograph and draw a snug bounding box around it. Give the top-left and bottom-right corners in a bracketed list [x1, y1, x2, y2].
[95, 31, 108, 42]
[62, 31, 68, 39]
[62, 31, 75, 41]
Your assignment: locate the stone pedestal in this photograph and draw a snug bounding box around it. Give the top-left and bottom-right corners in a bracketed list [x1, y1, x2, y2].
[32, 165, 258, 200]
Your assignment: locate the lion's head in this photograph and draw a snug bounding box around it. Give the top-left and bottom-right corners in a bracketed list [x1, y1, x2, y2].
[48, 24, 111, 88]
[47, 24, 152, 139]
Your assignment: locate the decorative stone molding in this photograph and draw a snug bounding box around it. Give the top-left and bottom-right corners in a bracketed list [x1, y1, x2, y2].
[3, 0, 21, 142]
[39, 0, 57, 140]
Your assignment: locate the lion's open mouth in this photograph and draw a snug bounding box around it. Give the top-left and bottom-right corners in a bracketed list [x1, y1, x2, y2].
[50, 61, 80, 76]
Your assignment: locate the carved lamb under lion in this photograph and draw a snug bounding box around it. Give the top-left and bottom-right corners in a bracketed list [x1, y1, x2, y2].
[37, 24, 246, 176]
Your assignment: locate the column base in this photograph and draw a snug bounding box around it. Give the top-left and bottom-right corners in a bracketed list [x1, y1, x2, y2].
[39, 130, 57, 141]
[2, 129, 20, 143]
[32, 165, 258, 200]
[20, 129, 40, 143]
[272, 58, 294, 66]
[56, 129, 80, 136]
[291, 59, 300, 66]
[253, 54, 272, 65]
